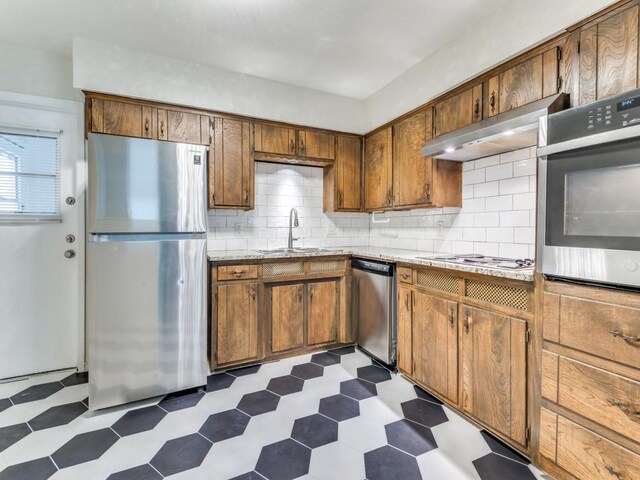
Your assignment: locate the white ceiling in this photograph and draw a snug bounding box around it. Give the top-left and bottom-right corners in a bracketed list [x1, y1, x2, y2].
[0, 0, 510, 100]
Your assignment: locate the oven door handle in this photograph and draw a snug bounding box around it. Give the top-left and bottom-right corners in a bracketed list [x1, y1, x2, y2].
[537, 123, 640, 157]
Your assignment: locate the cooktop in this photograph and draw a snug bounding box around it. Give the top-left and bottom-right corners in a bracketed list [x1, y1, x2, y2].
[419, 254, 534, 270]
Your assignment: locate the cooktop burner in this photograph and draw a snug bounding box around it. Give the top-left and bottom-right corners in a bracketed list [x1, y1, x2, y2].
[430, 254, 534, 270]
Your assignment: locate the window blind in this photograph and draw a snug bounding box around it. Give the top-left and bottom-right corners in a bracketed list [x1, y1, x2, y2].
[0, 130, 60, 217]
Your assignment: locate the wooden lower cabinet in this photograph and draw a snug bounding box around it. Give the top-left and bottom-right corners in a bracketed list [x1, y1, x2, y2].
[214, 283, 259, 366]
[397, 286, 413, 375]
[270, 283, 305, 353]
[461, 305, 527, 447]
[413, 291, 458, 403]
[307, 280, 338, 345]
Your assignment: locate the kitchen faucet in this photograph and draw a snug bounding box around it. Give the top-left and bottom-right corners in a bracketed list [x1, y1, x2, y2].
[288, 207, 300, 249]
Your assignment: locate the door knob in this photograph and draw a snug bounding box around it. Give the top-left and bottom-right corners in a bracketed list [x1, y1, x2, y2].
[64, 249, 76, 259]
[66, 196, 76, 205]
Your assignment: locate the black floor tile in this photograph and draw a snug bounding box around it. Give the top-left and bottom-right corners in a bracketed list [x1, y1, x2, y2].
[291, 413, 338, 448]
[51, 428, 119, 468]
[480, 430, 530, 465]
[0, 423, 31, 452]
[230, 472, 265, 480]
[385, 419, 437, 456]
[255, 438, 311, 480]
[207, 372, 235, 392]
[237, 390, 280, 416]
[199, 409, 250, 443]
[150, 433, 212, 477]
[318, 394, 360, 421]
[329, 346, 355, 356]
[473, 453, 537, 480]
[60, 372, 88, 387]
[310, 352, 341, 366]
[159, 389, 204, 412]
[0, 456, 57, 480]
[0, 398, 11, 413]
[107, 464, 162, 480]
[28, 402, 87, 431]
[10, 382, 63, 405]
[356, 365, 391, 383]
[413, 385, 443, 405]
[111, 405, 167, 437]
[228, 365, 261, 377]
[267, 375, 304, 396]
[401, 398, 448, 428]
[290, 363, 323, 380]
[340, 378, 377, 400]
[364, 445, 422, 480]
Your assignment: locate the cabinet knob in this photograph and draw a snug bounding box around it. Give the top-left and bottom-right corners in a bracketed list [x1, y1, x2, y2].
[160, 121, 165, 137]
[490, 91, 496, 113]
[463, 311, 470, 333]
[474, 98, 480, 118]
[289, 138, 295, 154]
[144, 118, 149, 133]
[449, 309, 455, 327]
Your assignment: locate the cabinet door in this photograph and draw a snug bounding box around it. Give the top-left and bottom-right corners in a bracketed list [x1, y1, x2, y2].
[364, 127, 392, 210]
[434, 84, 482, 136]
[161, 110, 207, 145]
[271, 283, 304, 353]
[210, 117, 253, 209]
[91, 99, 145, 138]
[335, 135, 362, 211]
[393, 110, 433, 208]
[413, 292, 458, 402]
[215, 283, 259, 366]
[254, 123, 296, 155]
[578, 5, 639, 105]
[307, 281, 338, 345]
[498, 54, 544, 113]
[397, 286, 413, 375]
[460, 305, 527, 446]
[298, 130, 335, 160]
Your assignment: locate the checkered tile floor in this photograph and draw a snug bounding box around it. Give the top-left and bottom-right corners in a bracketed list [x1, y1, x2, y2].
[0, 348, 548, 479]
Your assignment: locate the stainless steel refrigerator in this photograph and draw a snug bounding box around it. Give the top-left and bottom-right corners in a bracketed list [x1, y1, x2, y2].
[86, 133, 208, 410]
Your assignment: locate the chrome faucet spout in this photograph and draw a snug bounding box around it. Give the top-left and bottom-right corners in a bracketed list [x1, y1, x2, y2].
[288, 208, 300, 249]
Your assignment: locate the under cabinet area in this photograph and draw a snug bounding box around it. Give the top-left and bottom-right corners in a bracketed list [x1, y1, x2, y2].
[210, 257, 351, 370]
[396, 265, 534, 454]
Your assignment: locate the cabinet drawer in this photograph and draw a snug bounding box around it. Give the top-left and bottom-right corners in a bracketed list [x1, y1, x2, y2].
[540, 408, 640, 480]
[542, 353, 640, 445]
[398, 267, 413, 284]
[307, 260, 345, 274]
[545, 293, 640, 370]
[217, 265, 258, 281]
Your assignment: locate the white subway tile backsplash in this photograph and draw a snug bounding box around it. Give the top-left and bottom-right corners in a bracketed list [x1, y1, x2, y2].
[211, 148, 538, 260]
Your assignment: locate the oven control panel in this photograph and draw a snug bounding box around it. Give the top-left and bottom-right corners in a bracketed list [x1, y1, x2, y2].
[546, 87, 640, 144]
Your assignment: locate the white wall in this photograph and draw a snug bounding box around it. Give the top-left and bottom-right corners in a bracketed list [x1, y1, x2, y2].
[363, 0, 618, 131]
[207, 163, 369, 250]
[0, 41, 80, 102]
[72, 38, 365, 134]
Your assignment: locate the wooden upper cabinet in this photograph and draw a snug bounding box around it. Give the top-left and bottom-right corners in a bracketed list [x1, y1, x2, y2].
[307, 281, 338, 345]
[334, 135, 362, 211]
[298, 130, 335, 160]
[364, 126, 393, 210]
[210, 117, 254, 210]
[254, 123, 296, 155]
[434, 84, 482, 137]
[460, 305, 527, 446]
[486, 47, 559, 117]
[413, 291, 458, 403]
[157, 109, 209, 145]
[90, 98, 156, 139]
[397, 286, 413, 376]
[215, 282, 259, 367]
[393, 110, 433, 208]
[270, 283, 304, 353]
[578, 5, 639, 105]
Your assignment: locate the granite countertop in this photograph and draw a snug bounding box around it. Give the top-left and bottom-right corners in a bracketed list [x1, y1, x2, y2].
[208, 247, 535, 282]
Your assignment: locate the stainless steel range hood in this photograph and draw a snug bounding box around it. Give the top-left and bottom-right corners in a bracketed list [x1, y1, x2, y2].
[421, 93, 569, 161]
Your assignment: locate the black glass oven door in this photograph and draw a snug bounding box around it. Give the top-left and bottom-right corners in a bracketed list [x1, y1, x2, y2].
[546, 137, 640, 251]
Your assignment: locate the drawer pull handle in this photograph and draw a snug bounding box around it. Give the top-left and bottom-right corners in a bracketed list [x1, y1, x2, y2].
[232, 270, 246, 277]
[608, 399, 640, 422]
[449, 309, 455, 327]
[463, 311, 470, 333]
[606, 465, 624, 480]
[401, 273, 410, 280]
[610, 329, 640, 346]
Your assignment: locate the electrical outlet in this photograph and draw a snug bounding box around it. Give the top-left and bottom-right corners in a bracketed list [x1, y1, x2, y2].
[234, 223, 242, 237]
[436, 220, 444, 238]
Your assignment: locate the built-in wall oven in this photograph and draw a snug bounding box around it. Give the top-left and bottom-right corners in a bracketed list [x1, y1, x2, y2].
[538, 88, 640, 289]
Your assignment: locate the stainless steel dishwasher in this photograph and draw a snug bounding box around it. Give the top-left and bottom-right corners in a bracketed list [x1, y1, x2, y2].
[352, 258, 396, 367]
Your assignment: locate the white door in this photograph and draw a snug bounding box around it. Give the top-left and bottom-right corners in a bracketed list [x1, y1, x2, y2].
[0, 91, 84, 379]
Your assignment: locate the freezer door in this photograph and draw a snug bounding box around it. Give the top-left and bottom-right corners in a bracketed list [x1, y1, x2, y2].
[87, 234, 208, 410]
[87, 133, 207, 233]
